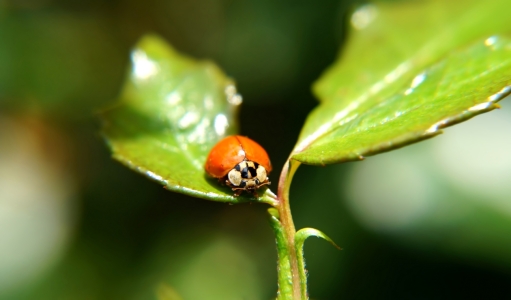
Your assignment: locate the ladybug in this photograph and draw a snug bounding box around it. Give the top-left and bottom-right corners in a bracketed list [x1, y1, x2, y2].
[205, 135, 272, 196]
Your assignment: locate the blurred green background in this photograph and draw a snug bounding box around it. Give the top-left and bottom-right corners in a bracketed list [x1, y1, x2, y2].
[1, 0, 511, 299]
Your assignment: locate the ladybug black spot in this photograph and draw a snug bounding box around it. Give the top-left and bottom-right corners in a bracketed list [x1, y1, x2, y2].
[248, 166, 257, 177]
[241, 167, 249, 178]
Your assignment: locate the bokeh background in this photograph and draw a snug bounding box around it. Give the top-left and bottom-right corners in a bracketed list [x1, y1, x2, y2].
[1, 0, 511, 299]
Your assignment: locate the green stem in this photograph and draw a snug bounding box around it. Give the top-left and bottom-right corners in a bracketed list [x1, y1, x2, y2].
[276, 159, 302, 299]
[296, 241, 307, 299]
[268, 159, 339, 299]
[267, 208, 293, 299]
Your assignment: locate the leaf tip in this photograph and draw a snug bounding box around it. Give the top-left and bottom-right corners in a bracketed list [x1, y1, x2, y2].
[295, 227, 341, 251]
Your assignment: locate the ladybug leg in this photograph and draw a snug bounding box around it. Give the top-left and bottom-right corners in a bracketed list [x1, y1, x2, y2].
[251, 190, 259, 198]
[227, 182, 242, 197]
[257, 180, 271, 188]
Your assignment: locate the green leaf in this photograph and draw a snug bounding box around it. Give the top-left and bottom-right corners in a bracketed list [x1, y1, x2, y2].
[292, 0, 511, 165]
[267, 208, 294, 300]
[100, 35, 270, 203]
[295, 228, 340, 299]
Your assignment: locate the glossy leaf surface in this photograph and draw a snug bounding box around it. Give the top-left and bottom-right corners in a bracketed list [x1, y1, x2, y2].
[292, 0, 511, 165]
[101, 35, 260, 203]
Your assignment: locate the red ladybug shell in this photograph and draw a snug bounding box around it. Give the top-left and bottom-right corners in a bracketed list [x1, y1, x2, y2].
[205, 135, 272, 178]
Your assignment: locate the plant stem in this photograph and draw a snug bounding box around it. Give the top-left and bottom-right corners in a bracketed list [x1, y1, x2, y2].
[276, 159, 302, 299]
[296, 241, 308, 299]
[267, 208, 294, 299]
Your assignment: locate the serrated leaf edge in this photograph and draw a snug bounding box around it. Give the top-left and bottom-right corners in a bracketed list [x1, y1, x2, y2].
[292, 84, 511, 166]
